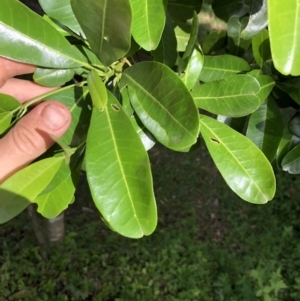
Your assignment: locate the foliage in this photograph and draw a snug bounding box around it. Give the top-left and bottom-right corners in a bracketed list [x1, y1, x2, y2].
[1, 146, 300, 300]
[1, 0, 300, 238]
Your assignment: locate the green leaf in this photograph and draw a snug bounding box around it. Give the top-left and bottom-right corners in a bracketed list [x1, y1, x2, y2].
[182, 12, 199, 61]
[87, 70, 108, 110]
[152, 13, 177, 67]
[130, 116, 156, 151]
[120, 62, 199, 151]
[0, 157, 64, 223]
[0, 0, 85, 68]
[44, 86, 92, 147]
[168, 0, 202, 20]
[33, 68, 75, 87]
[282, 144, 300, 174]
[276, 126, 300, 169]
[120, 86, 134, 117]
[212, 0, 246, 22]
[174, 23, 191, 52]
[71, 0, 132, 66]
[200, 115, 276, 204]
[181, 45, 204, 90]
[38, 0, 85, 37]
[0, 93, 21, 134]
[252, 75, 275, 104]
[241, 0, 268, 39]
[130, 0, 167, 51]
[246, 97, 283, 162]
[202, 30, 227, 55]
[227, 16, 252, 56]
[86, 91, 157, 238]
[192, 75, 261, 117]
[268, 0, 300, 75]
[252, 29, 271, 67]
[199, 55, 251, 82]
[33, 160, 77, 218]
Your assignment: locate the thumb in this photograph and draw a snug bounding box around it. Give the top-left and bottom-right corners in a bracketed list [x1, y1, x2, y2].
[0, 101, 71, 183]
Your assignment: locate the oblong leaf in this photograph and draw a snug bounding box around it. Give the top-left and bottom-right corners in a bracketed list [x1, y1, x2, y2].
[199, 55, 251, 82]
[241, 0, 268, 39]
[192, 75, 261, 117]
[181, 45, 204, 90]
[120, 62, 199, 151]
[246, 97, 283, 162]
[0, 0, 84, 68]
[86, 91, 157, 238]
[168, 0, 202, 20]
[200, 115, 276, 204]
[282, 144, 300, 174]
[33, 160, 77, 218]
[252, 29, 271, 67]
[71, 0, 132, 66]
[268, 0, 300, 75]
[33, 68, 75, 87]
[38, 0, 85, 37]
[252, 75, 275, 104]
[87, 70, 108, 110]
[130, 0, 167, 51]
[0, 157, 64, 223]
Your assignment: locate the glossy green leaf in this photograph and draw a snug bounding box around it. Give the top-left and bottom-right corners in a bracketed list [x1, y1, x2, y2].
[130, 116, 156, 151]
[0, 112, 12, 134]
[168, 0, 202, 20]
[241, 0, 268, 39]
[246, 97, 283, 162]
[87, 70, 107, 110]
[0, 157, 64, 223]
[252, 75, 275, 104]
[76, 46, 106, 70]
[282, 144, 300, 174]
[152, 13, 177, 67]
[38, 0, 85, 37]
[227, 16, 252, 56]
[276, 127, 300, 168]
[200, 115, 276, 204]
[182, 12, 199, 61]
[192, 75, 261, 117]
[199, 55, 251, 82]
[71, 0, 132, 66]
[120, 86, 134, 118]
[44, 86, 92, 147]
[202, 30, 227, 55]
[33, 68, 74, 87]
[212, 0, 246, 22]
[268, 0, 300, 75]
[181, 45, 204, 90]
[0, 0, 85, 68]
[42, 15, 70, 37]
[252, 29, 271, 67]
[277, 79, 300, 105]
[86, 91, 157, 238]
[0, 93, 21, 134]
[130, 0, 167, 51]
[120, 62, 199, 151]
[33, 160, 77, 218]
[174, 23, 191, 52]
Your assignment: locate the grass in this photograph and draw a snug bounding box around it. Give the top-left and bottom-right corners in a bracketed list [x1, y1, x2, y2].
[1, 143, 300, 300]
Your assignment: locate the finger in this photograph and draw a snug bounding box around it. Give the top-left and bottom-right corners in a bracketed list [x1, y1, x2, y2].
[0, 101, 71, 183]
[0, 78, 57, 103]
[0, 57, 36, 88]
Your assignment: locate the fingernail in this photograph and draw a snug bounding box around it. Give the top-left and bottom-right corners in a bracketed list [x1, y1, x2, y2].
[41, 104, 69, 131]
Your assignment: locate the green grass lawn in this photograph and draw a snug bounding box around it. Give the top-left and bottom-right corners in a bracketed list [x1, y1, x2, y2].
[1, 144, 300, 301]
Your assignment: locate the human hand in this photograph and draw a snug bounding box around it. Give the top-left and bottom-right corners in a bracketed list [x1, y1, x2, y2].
[0, 57, 71, 183]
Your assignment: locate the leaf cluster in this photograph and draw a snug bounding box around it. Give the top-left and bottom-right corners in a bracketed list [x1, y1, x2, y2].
[0, 0, 300, 238]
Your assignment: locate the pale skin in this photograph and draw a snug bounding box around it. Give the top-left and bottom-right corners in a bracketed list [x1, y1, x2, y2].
[0, 57, 71, 183]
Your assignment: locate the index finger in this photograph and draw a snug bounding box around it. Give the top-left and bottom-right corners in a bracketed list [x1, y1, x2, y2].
[0, 57, 36, 88]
